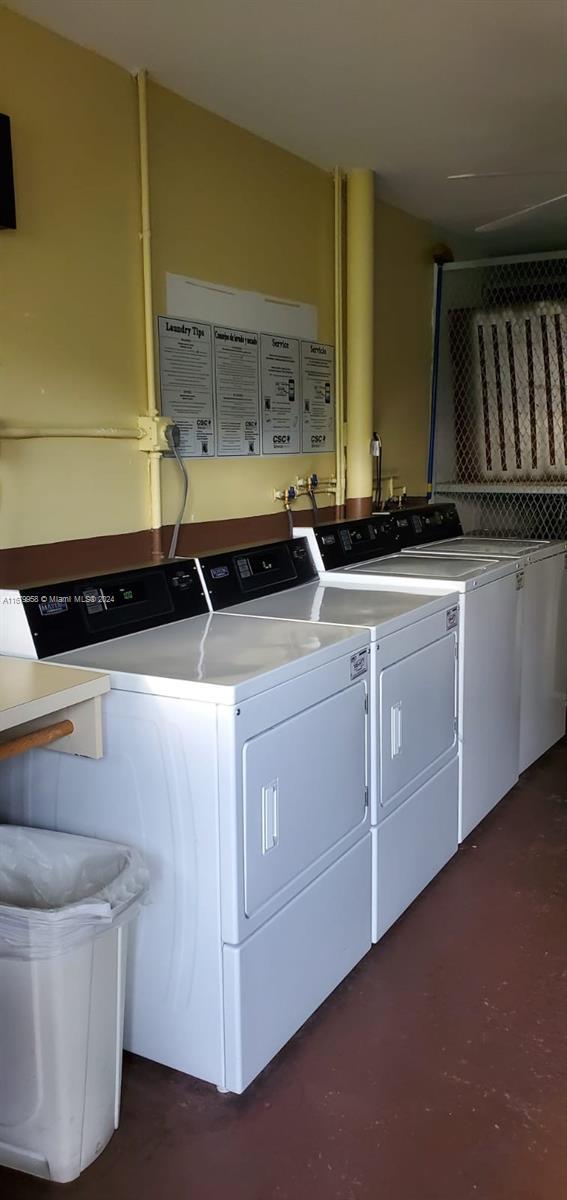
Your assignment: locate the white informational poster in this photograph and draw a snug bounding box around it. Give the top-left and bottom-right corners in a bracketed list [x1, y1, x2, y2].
[301, 341, 336, 453]
[213, 326, 261, 456]
[167, 273, 317, 341]
[260, 333, 301, 455]
[157, 316, 215, 458]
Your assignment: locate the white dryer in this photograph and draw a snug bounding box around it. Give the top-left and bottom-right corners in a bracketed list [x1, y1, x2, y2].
[0, 559, 371, 1093]
[398, 505, 567, 772]
[197, 538, 460, 942]
[295, 518, 522, 842]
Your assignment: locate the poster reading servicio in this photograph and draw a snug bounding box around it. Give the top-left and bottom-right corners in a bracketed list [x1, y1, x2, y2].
[260, 333, 301, 455]
[301, 341, 335, 453]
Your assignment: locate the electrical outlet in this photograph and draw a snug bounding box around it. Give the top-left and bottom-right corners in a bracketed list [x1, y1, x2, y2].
[137, 415, 174, 452]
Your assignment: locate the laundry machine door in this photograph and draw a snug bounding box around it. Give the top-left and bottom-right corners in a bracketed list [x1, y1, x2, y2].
[241, 680, 367, 920]
[378, 630, 457, 816]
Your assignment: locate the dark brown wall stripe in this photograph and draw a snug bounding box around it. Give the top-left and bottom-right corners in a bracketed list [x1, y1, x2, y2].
[0, 507, 340, 588]
[345, 496, 373, 519]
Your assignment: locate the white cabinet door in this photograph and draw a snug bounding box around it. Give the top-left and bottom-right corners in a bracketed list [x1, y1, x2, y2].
[460, 577, 520, 839]
[373, 757, 458, 941]
[242, 682, 367, 917]
[223, 836, 371, 1093]
[379, 632, 457, 814]
[519, 554, 567, 772]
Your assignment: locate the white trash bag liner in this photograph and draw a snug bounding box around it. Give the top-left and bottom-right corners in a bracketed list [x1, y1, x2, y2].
[0, 825, 149, 959]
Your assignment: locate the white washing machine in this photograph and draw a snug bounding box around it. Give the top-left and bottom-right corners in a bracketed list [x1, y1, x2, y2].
[196, 537, 460, 942]
[0, 559, 371, 1093]
[398, 505, 567, 772]
[294, 518, 522, 842]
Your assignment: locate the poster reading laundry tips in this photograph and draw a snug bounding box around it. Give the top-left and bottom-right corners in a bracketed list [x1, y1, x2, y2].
[213, 326, 261, 456]
[301, 341, 335, 453]
[260, 333, 301, 455]
[157, 316, 215, 457]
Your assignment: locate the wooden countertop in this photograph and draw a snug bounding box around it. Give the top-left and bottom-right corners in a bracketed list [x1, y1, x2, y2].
[0, 657, 109, 734]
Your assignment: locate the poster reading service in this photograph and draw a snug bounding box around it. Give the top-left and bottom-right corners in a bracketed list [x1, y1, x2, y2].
[260, 333, 301, 455]
[301, 341, 335, 454]
[213, 326, 260, 456]
[158, 316, 215, 457]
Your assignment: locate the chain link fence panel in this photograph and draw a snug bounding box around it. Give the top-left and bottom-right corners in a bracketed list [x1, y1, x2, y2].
[432, 252, 567, 538]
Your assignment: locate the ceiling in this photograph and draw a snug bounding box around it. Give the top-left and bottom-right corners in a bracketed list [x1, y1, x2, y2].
[7, 0, 567, 254]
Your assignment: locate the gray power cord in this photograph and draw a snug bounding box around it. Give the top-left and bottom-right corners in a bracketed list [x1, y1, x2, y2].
[166, 424, 189, 559]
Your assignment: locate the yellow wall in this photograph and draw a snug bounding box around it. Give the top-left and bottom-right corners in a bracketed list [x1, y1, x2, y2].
[148, 81, 336, 526]
[0, 6, 335, 550]
[374, 200, 435, 497]
[0, 6, 147, 549]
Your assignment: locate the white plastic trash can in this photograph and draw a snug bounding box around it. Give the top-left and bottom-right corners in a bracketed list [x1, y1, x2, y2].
[0, 825, 149, 1183]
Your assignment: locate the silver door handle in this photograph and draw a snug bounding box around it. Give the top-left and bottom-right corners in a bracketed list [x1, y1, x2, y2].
[261, 780, 279, 853]
[390, 701, 403, 757]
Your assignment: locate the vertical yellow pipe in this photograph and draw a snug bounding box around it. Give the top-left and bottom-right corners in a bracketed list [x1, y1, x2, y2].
[137, 70, 163, 556]
[345, 169, 375, 516]
[334, 168, 346, 510]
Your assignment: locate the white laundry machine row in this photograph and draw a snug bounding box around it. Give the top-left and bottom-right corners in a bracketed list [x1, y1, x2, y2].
[196, 538, 460, 943]
[0, 559, 372, 1093]
[294, 517, 523, 843]
[396, 502, 567, 773]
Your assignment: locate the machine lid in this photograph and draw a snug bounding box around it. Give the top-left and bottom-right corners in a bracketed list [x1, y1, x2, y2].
[51, 612, 369, 704]
[341, 553, 518, 587]
[226, 581, 459, 638]
[403, 536, 560, 560]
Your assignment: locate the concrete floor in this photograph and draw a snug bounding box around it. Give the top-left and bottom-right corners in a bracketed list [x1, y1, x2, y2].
[4, 738, 567, 1200]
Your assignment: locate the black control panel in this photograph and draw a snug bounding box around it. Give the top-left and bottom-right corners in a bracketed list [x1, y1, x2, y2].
[16, 560, 208, 658]
[308, 503, 463, 569]
[199, 538, 317, 610]
[312, 517, 397, 569]
[386, 503, 463, 547]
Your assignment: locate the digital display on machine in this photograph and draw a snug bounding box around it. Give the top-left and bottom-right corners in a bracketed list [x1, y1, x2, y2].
[83, 581, 148, 615]
[114, 583, 147, 606]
